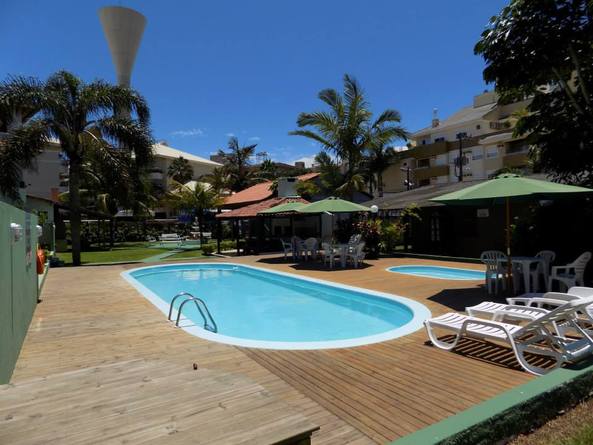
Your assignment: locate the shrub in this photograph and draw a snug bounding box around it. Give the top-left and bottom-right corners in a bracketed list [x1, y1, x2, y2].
[201, 244, 215, 255]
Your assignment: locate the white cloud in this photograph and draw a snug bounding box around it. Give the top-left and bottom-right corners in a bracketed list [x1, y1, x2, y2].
[170, 128, 205, 137]
[248, 136, 261, 142]
[225, 132, 235, 138]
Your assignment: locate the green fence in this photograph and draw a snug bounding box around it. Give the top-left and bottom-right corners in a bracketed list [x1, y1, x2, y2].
[0, 200, 39, 383]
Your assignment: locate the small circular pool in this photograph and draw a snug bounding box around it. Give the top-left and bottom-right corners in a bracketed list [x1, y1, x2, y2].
[387, 265, 485, 281]
[122, 263, 431, 350]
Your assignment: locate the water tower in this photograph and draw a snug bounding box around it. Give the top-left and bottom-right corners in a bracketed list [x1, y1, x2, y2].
[98, 6, 146, 87]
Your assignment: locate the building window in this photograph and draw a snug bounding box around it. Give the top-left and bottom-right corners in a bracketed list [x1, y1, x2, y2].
[417, 158, 430, 168]
[434, 137, 445, 142]
[422, 139, 427, 145]
[476, 124, 481, 130]
[486, 147, 498, 158]
[472, 150, 484, 160]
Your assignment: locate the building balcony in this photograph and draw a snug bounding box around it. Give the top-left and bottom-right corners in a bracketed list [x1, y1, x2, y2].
[503, 152, 529, 168]
[411, 137, 481, 159]
[414, 164, 450, 181]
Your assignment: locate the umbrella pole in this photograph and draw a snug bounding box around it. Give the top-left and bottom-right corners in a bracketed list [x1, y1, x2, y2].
[505, 197, 514, 295]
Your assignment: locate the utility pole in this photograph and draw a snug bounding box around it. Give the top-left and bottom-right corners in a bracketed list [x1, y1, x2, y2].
[456, 132, 467, 182]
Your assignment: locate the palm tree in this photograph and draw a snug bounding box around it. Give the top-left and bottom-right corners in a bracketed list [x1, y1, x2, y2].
[0, 76, 47, 202]
[364, 145, 398, 197]
[2, 71, 153, 265]
[167, 156, 193, 184]
[257, 159, 278, 180]
[290, 74, 407, 197]
[217, 136, 257, 192]
[200, 166, 230, 195]
[166, 180, 223, 243]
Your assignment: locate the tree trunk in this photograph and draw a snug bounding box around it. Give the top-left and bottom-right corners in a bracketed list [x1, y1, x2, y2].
[69, 156, 82, 266]
[198, 210, 204, 245]
[109, 218, 116, 249]
[378, 172, 384, 198]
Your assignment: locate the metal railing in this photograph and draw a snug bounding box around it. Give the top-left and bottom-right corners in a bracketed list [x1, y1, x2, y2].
[168, 292, 218, 332]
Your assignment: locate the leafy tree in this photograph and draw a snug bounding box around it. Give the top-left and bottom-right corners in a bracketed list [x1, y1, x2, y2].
[295, 180, 319, 200]
[166, 180, 223, 242]
[290, 74, 407, 197]
[0, 76, 48, 202]
[167, 156, 193, 184]
[200, 166, 230, 194]
[257, 159, 278, 180]
[475, 0, 593, 185]
[313, 151, 365, 198]
[363, 145, 398, 197]
[1, 71, 153, 265]
[217, 136, 257, 192]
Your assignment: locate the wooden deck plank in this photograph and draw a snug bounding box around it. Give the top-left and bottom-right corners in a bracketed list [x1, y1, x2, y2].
[6, 255, 538, 443]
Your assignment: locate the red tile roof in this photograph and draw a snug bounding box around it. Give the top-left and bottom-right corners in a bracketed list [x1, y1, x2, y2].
[217, 197, 309, 219]
[223, 172, 320, 208]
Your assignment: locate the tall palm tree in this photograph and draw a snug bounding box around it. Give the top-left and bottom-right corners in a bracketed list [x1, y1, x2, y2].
[166, 180, 223, 243]
[0, 76, 47, 202]
[364, 145, 398, 197]
[200, 166, 230, 195]
[2, 71, 154, 265]
[167, 156, 193, 184]
[217, 136, 257, 192]
[290, 74, 407, 197]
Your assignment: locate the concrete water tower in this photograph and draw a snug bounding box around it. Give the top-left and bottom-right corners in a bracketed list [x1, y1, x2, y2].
[98, 6, 146, 87]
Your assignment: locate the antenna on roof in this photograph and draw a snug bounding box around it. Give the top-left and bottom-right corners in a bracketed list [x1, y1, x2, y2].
[431, 108, 440, 128]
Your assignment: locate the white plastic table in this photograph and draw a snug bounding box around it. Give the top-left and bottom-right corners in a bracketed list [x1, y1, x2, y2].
[499, 256, 544, 294]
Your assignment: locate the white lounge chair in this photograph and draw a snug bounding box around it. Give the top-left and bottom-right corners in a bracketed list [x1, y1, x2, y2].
[549, 252, 592, 291]
[480, 250, 508, 295]
[159, 233, 184, 247]
[425, 296, 593, 375]
[508, 286, 593, 307]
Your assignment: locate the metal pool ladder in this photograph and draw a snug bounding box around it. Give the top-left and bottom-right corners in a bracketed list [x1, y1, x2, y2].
[168, 292, 218, 332]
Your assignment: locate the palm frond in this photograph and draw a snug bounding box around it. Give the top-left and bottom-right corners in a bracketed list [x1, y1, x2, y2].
[288, 129, 332, 148]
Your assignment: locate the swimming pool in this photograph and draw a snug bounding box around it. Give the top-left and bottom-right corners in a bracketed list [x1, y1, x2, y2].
[387, 265, 485, 281]
[122, 263, 430, 350]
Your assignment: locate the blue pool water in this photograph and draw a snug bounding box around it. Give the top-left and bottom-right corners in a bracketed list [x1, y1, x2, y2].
[387, 265, 485, 280]
[123, 263, 430, 349]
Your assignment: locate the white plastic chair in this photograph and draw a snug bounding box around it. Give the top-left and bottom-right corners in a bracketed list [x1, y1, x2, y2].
[425, 296, 593, 375]
[304, 237, 318, 261]
[549, 252, 591, 291]
[347, 242, 366, 268]
[480, 250, 508, 295]
[291, 236, 306, 261]
[280, 239, 293, 261]
[322, 242, 340, 269]
[529, 250, 556, 292]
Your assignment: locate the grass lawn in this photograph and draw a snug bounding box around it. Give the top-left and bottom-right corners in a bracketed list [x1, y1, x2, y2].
[511, 397, 593, 445]
[165, 249, 207, 260]
[55, 242, 166, 265]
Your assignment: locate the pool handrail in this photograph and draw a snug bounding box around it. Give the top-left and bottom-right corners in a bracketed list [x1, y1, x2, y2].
[169, 292, 218, 333]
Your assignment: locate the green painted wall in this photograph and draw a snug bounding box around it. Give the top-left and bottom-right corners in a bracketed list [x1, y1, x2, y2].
[0, 201, 39, 383]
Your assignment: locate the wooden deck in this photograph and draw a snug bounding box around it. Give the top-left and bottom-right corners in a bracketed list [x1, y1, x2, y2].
[6, 255, 535, 444]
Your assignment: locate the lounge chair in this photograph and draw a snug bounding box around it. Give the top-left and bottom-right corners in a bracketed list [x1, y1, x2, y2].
[159, 233, 184, 247]
[549, 252, 592, 291]
[425, 296, 593, 375]
[507, 286, 593, 307]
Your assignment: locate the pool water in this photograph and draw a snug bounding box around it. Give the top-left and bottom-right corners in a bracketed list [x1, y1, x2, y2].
[387, 265, 485, 280]
[123, 263, 430, 349]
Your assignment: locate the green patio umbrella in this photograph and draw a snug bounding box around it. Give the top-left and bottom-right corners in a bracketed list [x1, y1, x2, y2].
[431, 174, 592, 290]
[296, 197, 371, 214]
[258, 201, 308, 214]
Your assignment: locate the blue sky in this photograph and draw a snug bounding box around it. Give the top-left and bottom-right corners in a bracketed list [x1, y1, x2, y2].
[2, 0, 507, 166]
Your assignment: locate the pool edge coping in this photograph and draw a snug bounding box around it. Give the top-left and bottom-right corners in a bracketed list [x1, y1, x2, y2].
[385, 264, 486, 281]
[120, 262, 432, 350]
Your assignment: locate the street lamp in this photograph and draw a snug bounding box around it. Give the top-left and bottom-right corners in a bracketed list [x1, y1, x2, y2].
[456, 132, 467, 182]
[400, 162, 413, 190]
[370, 205, 379, 220]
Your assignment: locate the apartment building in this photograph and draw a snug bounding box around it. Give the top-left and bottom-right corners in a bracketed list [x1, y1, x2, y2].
[20, 141, 221, 219]
[381, 91, 532, 194]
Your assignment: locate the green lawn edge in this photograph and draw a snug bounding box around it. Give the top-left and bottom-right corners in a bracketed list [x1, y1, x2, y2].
[392, 360, 593, 445]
